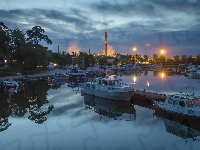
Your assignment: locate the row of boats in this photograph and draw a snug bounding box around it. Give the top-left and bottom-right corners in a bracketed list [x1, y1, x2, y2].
[80, 75, 200, 120]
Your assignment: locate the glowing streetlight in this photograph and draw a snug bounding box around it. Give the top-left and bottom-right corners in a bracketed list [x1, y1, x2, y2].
[160, 49, 165, 55]
[132, 47, 137, 65]
[132, 47, 137, 52]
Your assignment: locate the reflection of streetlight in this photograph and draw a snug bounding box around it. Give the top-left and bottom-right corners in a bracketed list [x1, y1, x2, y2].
[133, 76, 137, 83]
[146, 80, 150, 86]
[161, 72, 165, 80]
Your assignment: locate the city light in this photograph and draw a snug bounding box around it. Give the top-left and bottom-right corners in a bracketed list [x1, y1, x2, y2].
[146, 80, 150, 86]
[160, 49, 165, 55]
[133, 76, 137, 83]
[132, 47, 137, 52]
[161, 72, 165, 79]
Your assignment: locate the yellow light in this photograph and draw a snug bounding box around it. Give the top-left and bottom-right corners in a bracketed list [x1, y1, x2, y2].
[94, 55, 95, 57]
[132, 47, 137, 51]
[161, 72, 165, 79]
[98, 54, 99, 56]
[133, 76, 137, 83]
[54, 64, 57, 66]
[146, 80, 150, 86]
[4, 60, 7, 63]
[160, 49, 165, 55]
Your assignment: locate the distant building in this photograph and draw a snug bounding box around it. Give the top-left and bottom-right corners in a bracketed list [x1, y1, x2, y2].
[106, 56, 115, 64]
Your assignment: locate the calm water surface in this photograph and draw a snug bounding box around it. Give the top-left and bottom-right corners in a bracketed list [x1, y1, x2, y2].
[1, 71, 200, 150]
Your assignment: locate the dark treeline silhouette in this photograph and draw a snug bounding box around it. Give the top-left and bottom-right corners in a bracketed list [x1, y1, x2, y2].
[0, 81, 62, 132]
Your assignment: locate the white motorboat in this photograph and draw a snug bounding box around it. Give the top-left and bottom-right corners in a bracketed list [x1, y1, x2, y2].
[120, 65, 142, 72]
[154, 92, 200, 117]
[65, 68, 87, 77]
[54, 72, 69, 80]
[81, 75, 135, 101]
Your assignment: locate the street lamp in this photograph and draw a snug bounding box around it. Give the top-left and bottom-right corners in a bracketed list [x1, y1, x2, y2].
[72, 56, 75, 69]
[160, 49, 165, 55]
[82, 57, 84, 69]
[132, 47, 137, 65]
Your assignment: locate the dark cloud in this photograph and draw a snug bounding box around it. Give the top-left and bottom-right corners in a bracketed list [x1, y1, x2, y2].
[0, 1, 200, 56]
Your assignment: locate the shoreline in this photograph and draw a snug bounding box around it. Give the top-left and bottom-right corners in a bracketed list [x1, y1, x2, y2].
[0, 69, 66, 80]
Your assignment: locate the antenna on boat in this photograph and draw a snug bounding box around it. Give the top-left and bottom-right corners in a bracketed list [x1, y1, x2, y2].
[185, 85, 187, 96]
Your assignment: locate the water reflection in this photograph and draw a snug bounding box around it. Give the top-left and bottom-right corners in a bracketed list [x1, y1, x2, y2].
[82, 93, 136, 121]
[154, 108, 200, 141]
[0, 81, 61, 132]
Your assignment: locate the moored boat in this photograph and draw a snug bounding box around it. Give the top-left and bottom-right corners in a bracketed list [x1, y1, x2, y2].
[153, 92, 200, 118]
[54, 72, 69, 80]
[81, 75, 135, 101]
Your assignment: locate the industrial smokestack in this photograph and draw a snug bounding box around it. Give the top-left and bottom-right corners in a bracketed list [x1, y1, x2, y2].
[89, 49, 90, 55]
[105, 32, 107, 57]
[58, 44, 60, 53]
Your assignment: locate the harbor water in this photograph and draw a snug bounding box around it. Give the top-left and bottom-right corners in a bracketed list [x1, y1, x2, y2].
[1, 71, 200, 150]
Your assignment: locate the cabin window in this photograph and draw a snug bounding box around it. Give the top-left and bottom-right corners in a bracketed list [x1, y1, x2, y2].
[99, 80, 101, 85]
[193, 99, 200, 106]
[86, 84, 90, 88]
[168, 99, 173, 104]
[92, 85, 95, 90]
[108, 81, 114, 85]
[179, 100, 185, 107]
[105, 81, 108, 85]
[173, 100, 178, 105]
[186, 100, 193, 107]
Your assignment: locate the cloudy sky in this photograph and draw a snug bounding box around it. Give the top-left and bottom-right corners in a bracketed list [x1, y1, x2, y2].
[0, 0, 200, 57]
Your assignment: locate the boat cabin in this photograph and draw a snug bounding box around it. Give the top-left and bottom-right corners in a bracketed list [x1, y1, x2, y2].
[167, 94, 200, 108]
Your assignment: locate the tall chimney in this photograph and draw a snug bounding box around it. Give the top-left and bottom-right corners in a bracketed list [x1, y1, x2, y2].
[58, 44, 60, 53]
[104, 32, 107, 57]
[89, 49, 90, 55]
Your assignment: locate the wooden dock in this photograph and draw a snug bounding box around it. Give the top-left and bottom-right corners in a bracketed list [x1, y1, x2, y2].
[133, 90, 166, 101]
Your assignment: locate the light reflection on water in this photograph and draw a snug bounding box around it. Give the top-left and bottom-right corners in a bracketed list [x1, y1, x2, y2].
[0, 71, 200, 150]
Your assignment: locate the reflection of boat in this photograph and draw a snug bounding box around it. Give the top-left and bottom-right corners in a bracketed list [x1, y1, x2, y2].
[157, 116, 200, 140]
[119, 65, 142, 72]
[0, 79, 22, 87]
[161, 68, 175, 75]
[188, 69, 200, 79]
[154, 108, 200, 134]
[154, 92, 200, 118]
[149, 63, 162, 71]
[82, 93, 136, 121]
[81, 76, 134, 101]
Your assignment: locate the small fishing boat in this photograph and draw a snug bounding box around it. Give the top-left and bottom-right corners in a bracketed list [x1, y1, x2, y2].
[81, 75, 135, 101]
[54, 72, 69, 80]
[153, 90, 200, 118]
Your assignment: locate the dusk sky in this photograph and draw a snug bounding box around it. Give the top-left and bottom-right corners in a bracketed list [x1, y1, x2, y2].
[0, 0, 200, 57]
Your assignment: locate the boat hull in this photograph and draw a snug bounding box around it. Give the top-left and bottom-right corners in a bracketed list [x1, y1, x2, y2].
[81, 88, 134, 101]
[154, 103, 200, 119]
